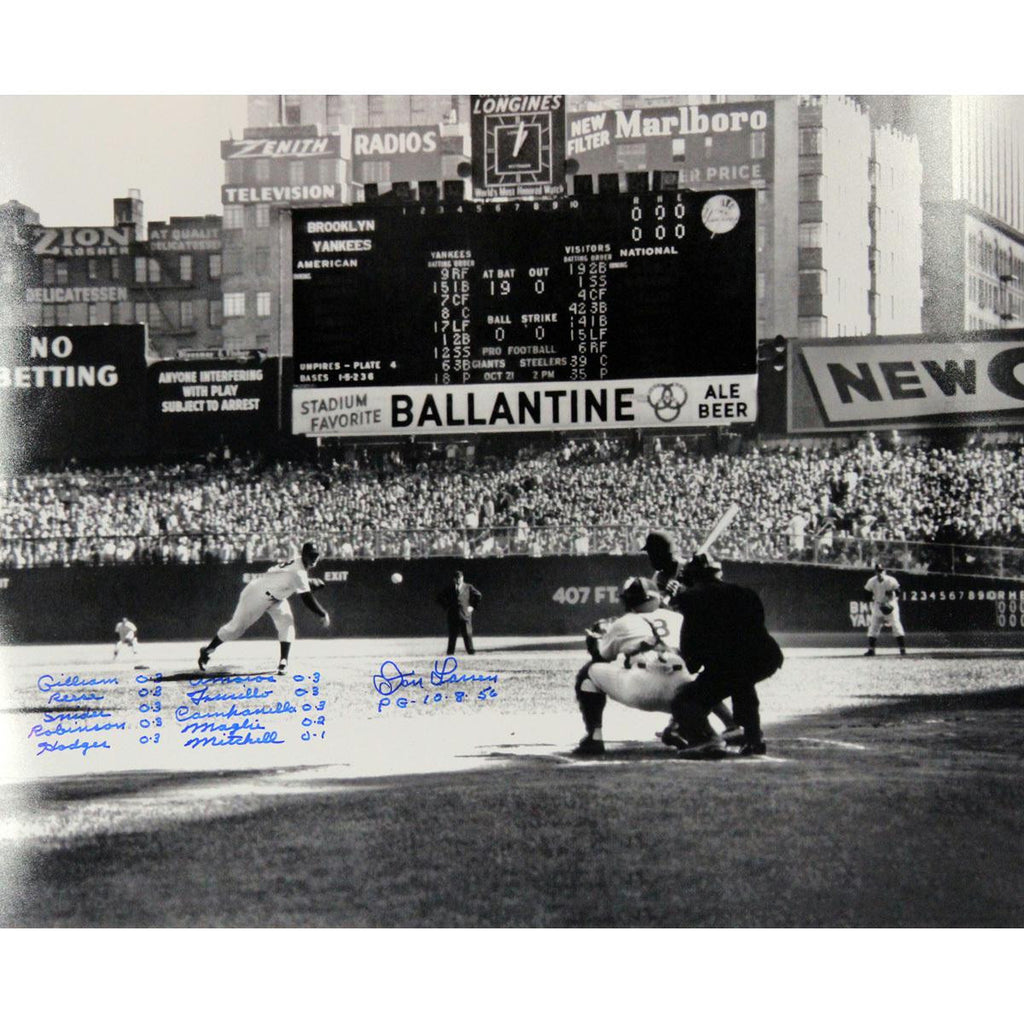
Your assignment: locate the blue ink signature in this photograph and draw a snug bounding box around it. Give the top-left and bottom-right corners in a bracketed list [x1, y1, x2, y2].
[38, 673, 118, 704]
[43, 709, 113, 722]
[183, 731, 284, 749]
[37, 673, 118, 692]
[179, 718, 267, 736]
[29, 721, 126, 739]
[430, 657, 499, 687]
[185, 684, 275, 707]
[35, 738, 111, 756]
[373, 657, 498, 696]
[175, 701, 297, 722]
[46, 691, 108, 704]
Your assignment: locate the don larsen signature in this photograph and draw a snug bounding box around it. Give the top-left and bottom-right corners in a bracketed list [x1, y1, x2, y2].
[372, 657, 499, 696]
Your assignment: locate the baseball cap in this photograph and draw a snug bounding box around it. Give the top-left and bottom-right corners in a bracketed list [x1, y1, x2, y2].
[680, 553, 723, 585]
[640, 530, 675, 553]
[619, 576, 661, 608]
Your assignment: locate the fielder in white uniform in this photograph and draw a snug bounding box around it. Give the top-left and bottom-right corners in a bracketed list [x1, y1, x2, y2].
[113, 617, 138, 659]
[863, 562, 906, 656]
[198, 541, 330, 675]
[573, 577, 738, 755]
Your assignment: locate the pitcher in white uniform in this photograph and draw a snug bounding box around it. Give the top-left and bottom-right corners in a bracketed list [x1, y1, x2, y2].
[198, 541, 330, 675]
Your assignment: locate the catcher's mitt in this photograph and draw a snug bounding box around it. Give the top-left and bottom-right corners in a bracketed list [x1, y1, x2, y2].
[584, 618, 614, 661]
[880, 602, 894, 615]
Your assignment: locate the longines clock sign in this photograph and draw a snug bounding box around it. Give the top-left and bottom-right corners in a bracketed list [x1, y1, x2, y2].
[470, 95, 567, 199]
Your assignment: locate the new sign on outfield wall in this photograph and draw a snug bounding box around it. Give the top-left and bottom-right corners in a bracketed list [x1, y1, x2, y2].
[790, 332, 1024, 431]
[566, 101, 773, 187]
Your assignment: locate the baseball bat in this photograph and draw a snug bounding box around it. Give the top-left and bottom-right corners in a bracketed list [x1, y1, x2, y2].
[695, 502, 741, 556]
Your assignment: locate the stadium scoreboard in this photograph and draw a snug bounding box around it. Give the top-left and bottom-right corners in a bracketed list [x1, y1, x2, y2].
[291, 188, 757, 437]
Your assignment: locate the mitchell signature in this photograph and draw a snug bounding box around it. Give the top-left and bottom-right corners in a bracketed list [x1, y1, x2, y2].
[372, 657, 499, 696]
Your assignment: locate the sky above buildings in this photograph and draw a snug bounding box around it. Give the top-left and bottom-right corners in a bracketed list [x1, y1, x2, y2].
[0, 96, 249, 228]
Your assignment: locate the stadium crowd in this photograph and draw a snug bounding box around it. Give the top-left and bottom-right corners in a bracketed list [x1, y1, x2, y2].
[2, 433, 1023, 569]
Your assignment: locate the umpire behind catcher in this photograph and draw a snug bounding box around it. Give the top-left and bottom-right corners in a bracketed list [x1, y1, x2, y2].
[669, 554, 784, 758]
[437, 570, 482, 655]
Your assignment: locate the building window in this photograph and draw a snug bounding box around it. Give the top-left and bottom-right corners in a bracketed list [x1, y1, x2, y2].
[360, 160, 389, 184]
[224, 292, 246, 318]
[799, 176, 823, 202]
[223, 249, 243, 276]
[179, 254, 193, 283]
[254, 204, 271, 228]
[209, 253, 222, 279]
[110, 258, 121, 279]
[41, 305, 56, 326]
[289, 161, 306, 186]
[209, 300, 223, 327]
[799, 223, 823, 249]
[367, 95, 386, 125]
[135, 257, 160, 283]
[42, 260, 55, 285]
[257, 291, 272, 317]
[180, 300, 194, 328]
[87, 304, 102, 325]
[223, 205, 245, 230]
[87, 258, 100, 281]
[56, 262, 69, 285]
[320, 160, 338, 185]
[799, 127, 823, 156]
[255, 159, 271, 182]
[283, 97, 302, 125]
[135, 301, 148, 323]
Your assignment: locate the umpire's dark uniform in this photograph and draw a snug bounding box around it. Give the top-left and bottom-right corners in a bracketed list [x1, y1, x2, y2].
[670, 557, 783, 755]
[437, 572, 481, 655]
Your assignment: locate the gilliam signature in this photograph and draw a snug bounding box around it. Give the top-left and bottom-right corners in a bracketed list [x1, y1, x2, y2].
[372, 657, 499, 696]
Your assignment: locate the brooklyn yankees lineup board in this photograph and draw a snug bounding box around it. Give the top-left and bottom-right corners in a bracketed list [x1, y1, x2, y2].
[291, 188, 756, 389]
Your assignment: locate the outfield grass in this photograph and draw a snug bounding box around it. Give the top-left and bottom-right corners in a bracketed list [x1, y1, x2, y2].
[6, 684, 1023, 927]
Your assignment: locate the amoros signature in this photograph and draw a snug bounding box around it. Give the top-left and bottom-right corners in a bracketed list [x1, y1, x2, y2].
[372, 657, 498, 696]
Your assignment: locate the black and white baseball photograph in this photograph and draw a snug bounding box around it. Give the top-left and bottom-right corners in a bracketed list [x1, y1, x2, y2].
[0, 6, 1021, 1021]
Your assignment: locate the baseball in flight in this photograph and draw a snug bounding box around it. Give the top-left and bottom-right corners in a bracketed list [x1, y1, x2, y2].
[391, 572, 404, 584]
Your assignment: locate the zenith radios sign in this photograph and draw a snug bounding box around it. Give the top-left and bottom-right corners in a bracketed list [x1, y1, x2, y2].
[471, 95, 567, 199]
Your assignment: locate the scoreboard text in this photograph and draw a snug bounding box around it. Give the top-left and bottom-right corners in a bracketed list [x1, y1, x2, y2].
[290, 189, 757, 437]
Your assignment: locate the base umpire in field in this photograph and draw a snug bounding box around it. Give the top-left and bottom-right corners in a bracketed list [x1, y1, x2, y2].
[437, 570, 482, 655]
[668, 553, 784, 758]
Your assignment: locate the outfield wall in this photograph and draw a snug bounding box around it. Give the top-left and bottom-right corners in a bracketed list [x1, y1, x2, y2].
[2, 557, 1023, 646]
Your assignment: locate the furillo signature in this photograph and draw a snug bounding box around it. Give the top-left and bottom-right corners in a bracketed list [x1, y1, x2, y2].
[372, 657, 499, 696]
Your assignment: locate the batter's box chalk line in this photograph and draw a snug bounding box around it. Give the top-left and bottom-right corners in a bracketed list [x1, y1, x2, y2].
[788, 737, 869, 751]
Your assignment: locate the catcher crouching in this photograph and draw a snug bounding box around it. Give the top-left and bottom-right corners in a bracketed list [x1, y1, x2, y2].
[573, 576, 738, 756]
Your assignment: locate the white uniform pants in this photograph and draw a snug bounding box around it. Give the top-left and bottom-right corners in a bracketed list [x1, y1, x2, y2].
[584, 657, 696, 712]
[868, 601, 905, 638]
[217, 582, 296, 643]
